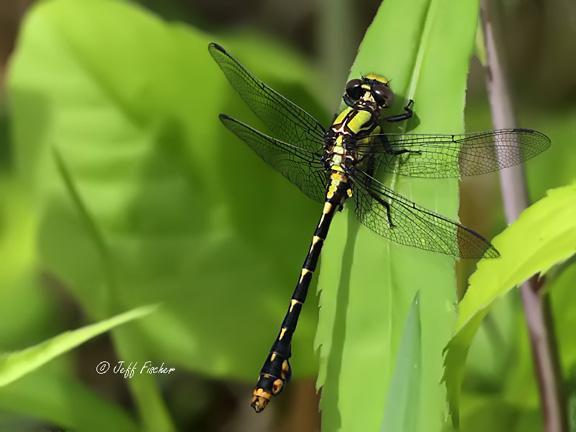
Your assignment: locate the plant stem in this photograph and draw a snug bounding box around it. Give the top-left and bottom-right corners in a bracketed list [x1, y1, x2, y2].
[479, 1, 567, 431]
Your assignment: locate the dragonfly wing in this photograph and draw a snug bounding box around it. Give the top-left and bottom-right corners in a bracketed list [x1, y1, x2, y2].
[220, 114, 326, 203]
[350, 169, 499, 258]
[209, 43, 326, 154]
[358, 128, 550, 178]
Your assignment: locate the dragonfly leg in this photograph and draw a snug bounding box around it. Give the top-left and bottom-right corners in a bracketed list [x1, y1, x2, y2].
[388, 148, 422, 157]
[370, 192, 395, 228]
[373, 134, 422, 159]
[383, 99, 414, 123]
[383, 199, 395, 228]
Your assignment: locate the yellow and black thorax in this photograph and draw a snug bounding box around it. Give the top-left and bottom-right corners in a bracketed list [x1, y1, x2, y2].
[322, 73, 393, 199]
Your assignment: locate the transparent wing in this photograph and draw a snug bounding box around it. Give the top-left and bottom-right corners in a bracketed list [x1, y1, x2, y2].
[209, 43, 326, 154]
[357, 128, 550, 178]
[220, 115, 327, 203]
[350, 169, 499, 258]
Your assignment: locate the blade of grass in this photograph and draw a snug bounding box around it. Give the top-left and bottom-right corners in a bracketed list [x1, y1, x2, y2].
[315, 0, 479, 430]
[380, 292, 422, 432]
[0, 304, 157, 386]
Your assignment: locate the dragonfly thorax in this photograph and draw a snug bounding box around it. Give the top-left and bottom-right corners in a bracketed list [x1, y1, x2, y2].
[323, 132, 357, 173]
[324, 100, 382, 173]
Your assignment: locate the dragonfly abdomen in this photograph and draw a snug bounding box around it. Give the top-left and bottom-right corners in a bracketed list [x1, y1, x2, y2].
[250, 173, 350, 413]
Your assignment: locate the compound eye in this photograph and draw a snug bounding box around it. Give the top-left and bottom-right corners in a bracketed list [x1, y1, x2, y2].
[345, 79, 363, 100]
[373, 84, 394, 106]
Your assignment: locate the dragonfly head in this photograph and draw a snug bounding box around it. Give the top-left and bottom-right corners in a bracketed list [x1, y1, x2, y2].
[344, 74, 395, 112]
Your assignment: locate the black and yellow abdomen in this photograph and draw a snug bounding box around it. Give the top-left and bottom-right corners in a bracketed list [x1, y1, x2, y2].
[250, 169, 351, 412]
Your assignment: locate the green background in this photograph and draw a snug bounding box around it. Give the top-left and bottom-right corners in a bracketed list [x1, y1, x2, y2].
[0, 0, 574, 431]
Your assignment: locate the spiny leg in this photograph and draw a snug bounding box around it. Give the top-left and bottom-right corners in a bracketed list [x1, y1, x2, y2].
[387, 148, 422, 157]
[375, 134, 422, 158]
[382, 199, 394, 228]
[372, 193, 395, 228]
[348, 166, 394, 229]
[383, 99, 414, 123]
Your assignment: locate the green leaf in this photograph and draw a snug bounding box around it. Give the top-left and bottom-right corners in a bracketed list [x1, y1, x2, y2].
[0, 304, 157, 386]
[444, 183, 576, 426]
[380, 293, 422, 432]
[0, 180, 37, 288]
[52, 118, 176, 432]
[315, 0, 479, 431]
[8, 0, 322, 382]
[0, 371, 139, 432]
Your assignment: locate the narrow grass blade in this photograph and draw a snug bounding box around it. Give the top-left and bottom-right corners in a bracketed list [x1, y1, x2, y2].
[0, 304, 157, 386]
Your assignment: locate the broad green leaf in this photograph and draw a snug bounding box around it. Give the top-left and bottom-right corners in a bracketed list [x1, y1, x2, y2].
[0, 304, 156, 386]
[315, 0, 478, 431]
[444, 183, 576, 426]
[380, 293, 422, 432]
[54, 146, 176, 432]
[0, 371, 138, 432]
[9, 0, 323, 383]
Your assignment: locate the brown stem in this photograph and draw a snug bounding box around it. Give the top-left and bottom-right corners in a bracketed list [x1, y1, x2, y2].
[479, 1, 567, 431]
[282, 379, 321, 432]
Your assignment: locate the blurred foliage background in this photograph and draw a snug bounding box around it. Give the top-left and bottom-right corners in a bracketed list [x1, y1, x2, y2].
[0, 0, 574, 431]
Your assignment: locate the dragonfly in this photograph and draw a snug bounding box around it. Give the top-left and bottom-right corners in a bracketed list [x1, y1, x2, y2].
[208, 42, 550, 413]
